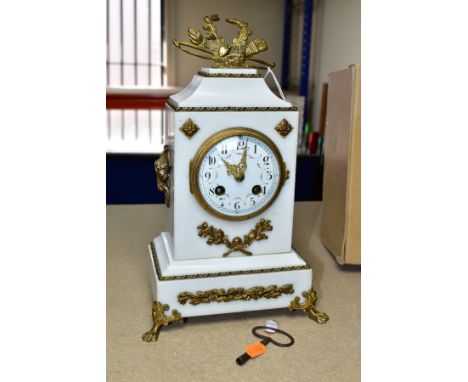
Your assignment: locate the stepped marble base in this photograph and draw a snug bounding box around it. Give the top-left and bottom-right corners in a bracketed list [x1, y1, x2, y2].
[142, 232, 328, 342]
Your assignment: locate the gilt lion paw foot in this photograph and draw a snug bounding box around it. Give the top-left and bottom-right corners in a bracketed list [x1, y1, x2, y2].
[142, 329, 160, 343]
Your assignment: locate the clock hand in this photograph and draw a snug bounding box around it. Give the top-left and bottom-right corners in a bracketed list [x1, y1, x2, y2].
[231, 145, 248, 182]
[222, 158, 238, 176]
[221, 145, 248, 182]
[238, 145, 248, 172]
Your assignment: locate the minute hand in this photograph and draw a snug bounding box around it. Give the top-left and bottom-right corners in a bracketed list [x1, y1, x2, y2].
[238, 146, 247, 172]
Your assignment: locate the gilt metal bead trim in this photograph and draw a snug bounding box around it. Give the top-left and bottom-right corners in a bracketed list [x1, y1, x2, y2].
[142, 301, 185, 342]
[197, 218, 272, 257]
[288, 289, 329, 324]
[149, 241, 310, 281]
[179, 118, 200, 138]
[167, 99, 297, 112]
[178, 284, 294, 305]
[275, 119, 293, 137]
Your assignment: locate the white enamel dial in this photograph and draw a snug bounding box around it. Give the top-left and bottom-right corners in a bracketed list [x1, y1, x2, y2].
[192, 129, 286, 220]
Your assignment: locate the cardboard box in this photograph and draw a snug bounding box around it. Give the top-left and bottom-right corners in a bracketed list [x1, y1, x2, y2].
[320, 64, 361, 265]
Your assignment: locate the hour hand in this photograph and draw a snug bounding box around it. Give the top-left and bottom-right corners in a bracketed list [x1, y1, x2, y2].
[222, 158, 238, 177]
[221, 148, 247, 182]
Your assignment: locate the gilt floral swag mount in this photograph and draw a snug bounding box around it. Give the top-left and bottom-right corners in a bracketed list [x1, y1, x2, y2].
[172, 14, 275, 69]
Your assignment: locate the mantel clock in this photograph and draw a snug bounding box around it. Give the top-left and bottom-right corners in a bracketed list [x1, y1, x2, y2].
[143, 15, 328, 342]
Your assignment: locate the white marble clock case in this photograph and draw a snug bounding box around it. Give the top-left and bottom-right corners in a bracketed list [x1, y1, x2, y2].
[166, 68, 299, 260]
[148, 68, 313, 319]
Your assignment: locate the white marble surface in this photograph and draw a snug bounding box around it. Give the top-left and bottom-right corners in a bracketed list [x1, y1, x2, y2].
[169, 68, 292, 108]
[156, 232, 309, 275]
[148, 232, 312, 318]
[165, 71, 299, 261]
[171, 110, 298, 260]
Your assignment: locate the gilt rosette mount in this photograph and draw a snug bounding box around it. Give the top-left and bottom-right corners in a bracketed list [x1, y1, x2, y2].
[173, 14, 274, 69]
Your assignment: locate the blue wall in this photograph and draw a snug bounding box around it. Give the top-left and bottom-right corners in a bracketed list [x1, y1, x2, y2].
[106, 154, 323, 204]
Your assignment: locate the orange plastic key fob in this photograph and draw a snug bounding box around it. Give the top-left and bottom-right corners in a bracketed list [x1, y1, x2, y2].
[245, 342, 266, 358]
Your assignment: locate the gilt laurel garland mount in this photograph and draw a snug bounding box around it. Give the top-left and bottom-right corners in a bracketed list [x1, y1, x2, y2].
[173, 14, 274, 69]
[142, 301, 185, 343]
[178, 284, 294, 305]
[197, 218, 273, 257]
[154, 145, 172, 207]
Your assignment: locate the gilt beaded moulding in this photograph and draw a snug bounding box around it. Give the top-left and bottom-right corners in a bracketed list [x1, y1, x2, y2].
[149, 240, 311, 281]
[167, 99, 298, 112]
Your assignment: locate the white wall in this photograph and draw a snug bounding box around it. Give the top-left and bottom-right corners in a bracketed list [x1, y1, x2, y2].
[311, 0, 361, 130]
[166, 0, 285, 86]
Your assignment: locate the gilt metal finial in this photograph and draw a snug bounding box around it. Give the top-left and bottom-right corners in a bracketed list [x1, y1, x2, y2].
[172, 15, 275, 69]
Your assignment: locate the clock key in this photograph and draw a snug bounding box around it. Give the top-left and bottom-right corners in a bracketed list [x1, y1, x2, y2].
[236, 337, 270, 366]
[235, 326, 295, 366]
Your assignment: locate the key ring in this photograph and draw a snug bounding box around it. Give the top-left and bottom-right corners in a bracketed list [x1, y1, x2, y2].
[251, 326, 295, 347]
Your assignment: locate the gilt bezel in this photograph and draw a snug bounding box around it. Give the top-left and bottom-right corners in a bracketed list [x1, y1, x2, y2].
[189, 127, 288, 221]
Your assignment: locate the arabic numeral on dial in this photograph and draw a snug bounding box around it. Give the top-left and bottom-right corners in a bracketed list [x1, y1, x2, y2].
[237, 139, 246, 150]
[209, 187, 215, 195]
[221, 144, 228, 155]
[208, 156, 216, 165]
[250, 197, 256, 206]
[204, 171, 211, 179]
[263, 186, 267, 195]
[254, 144, 257, 154]
[263, 156, 270, 165]
[234, 201, 241, 211]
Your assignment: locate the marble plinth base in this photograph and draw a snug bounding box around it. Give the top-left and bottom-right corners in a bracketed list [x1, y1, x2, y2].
[143, 232, 327, 342]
